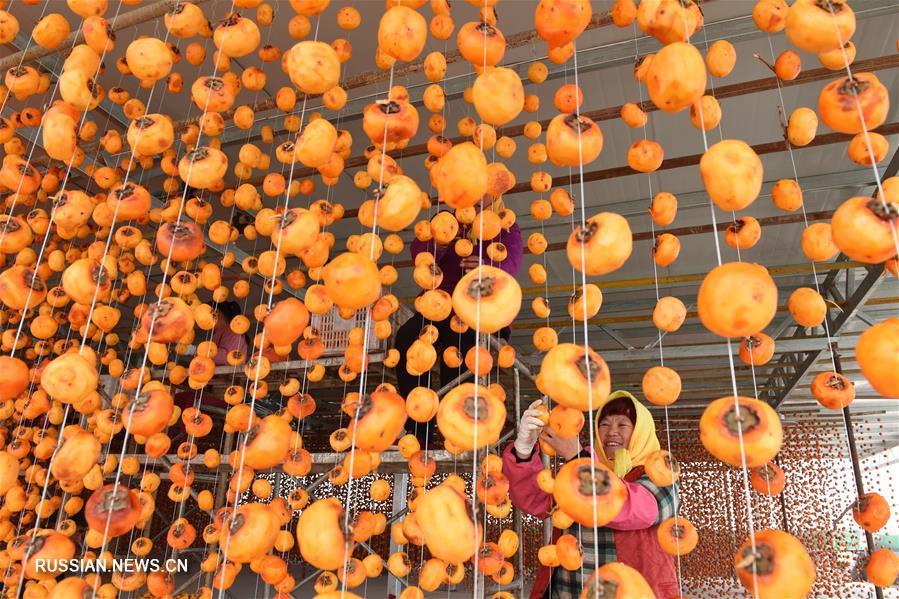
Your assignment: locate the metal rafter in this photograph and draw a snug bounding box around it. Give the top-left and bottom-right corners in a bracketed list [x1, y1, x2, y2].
[216, 3, 899, 151]
[523, 334, 867, 364]
[148, 194, 307, 302]
[306, 121, 899, 226]
[732, 262, 886, 407]
[8, 33, 131, 136]
[761, 148, 899, 408]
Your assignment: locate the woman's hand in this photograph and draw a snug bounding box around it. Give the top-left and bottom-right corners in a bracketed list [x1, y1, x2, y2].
[460, 255, 481, 273]
[514, 399, 547, 459]
[540, 428, 583, 461]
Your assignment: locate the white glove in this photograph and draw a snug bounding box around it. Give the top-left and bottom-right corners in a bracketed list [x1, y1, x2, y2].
[514, 399, 547, 459]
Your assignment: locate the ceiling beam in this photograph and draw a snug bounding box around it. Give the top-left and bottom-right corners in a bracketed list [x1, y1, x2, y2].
[503, 123, 899, 197]
[8, 33, 130, 137]
[505, 166, 885, 235]
[149, 194, 306, 302]
[509, 295, 899, 331]
[389, 208, 846, 272]
[0, 105, 101, 189]
[324, 121, 899, 225]
[521, 334, 862, 364]
[219, 1, 899, 151]
[179, 0, 641, 135]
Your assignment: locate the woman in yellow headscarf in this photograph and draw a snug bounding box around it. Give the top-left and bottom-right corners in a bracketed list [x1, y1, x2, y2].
[503, 390, 680, 599]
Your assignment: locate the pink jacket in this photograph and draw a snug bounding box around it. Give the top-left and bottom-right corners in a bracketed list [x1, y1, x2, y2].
[502, 443, 679, 598]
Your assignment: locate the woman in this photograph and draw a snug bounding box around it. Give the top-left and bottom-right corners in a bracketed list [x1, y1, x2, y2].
[211, 300, 249, 366]
[176, 301, 250, 413]
[393, 197, 523, 445]
[503, 391, 679, 599]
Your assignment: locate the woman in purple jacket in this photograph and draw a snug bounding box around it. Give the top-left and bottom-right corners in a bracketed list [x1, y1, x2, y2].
[393, 198, 523, 445]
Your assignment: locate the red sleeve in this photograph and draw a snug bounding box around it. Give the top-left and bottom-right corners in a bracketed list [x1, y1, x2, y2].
[605, 480, 660, 531]
[502, 443, 552, 519]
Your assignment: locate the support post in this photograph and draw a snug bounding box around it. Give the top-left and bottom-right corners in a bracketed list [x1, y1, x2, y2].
[764, 262, 884, 409]
[436, 369, 473, 397]
[512, 368, 526, 586]
[540, 394, 552, 546]
[778, 492, 790, 534]
[489, 336, 538, 383]
[172, 569, 205, 596]
[775, 462, 793, 534]
[293, 567, 324, 591]
[388, 473, 409, 598]
[203, 431, 235, 589]
[833, 347, 884, 599]
[774, 457, 790, 534]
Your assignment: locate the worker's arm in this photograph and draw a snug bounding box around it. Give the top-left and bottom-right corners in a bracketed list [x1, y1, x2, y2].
[501, 442, 552, 519]
[606, 476, 679, 531]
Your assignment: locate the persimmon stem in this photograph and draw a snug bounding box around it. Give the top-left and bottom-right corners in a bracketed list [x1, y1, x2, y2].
[752, 53, 776, 73]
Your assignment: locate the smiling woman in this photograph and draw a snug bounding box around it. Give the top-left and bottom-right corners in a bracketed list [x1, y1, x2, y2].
[503, 391, 680, 599]
[597, 397, 637, 462]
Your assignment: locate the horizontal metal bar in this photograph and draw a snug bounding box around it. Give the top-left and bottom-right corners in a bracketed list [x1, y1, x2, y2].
[528, 335, 858, 363]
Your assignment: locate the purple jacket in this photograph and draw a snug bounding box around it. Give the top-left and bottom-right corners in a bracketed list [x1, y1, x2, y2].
[409, 218, 523, 293]
[211, 320, 248, 366]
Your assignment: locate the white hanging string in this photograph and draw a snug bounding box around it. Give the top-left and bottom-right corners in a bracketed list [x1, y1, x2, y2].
[96, 5, 244, 587]
[162, 15, 286, 579]
[338, 55, 396, 599]
[631, 21, 685, 596]
[216, 13, 326, 597]
[458, 5, 496, 594]
[675, 8, 760, 597]
[6, 5, 178, 589]
[698, 24, 773, 533]
[1, 61, 139, 544]
[570, 37, 603, 591]
[0, 0, 61, 244]
[823, 4, 899, 568]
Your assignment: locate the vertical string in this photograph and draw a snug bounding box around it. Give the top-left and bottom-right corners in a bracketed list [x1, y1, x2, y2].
[165, 12, 286, 577]
[570, 37, 603, 587]
[822, 7, 899, 581]
[339, 50, 396, 596]
[700, 24, 773, 533]
[216, 12, 326, 592]
[9, 7, 182, 590]
[0, 0, 72, 245]
[469, 3, 493, 592]
[674, 8, 760, 596]
[631, 21, 685, 595]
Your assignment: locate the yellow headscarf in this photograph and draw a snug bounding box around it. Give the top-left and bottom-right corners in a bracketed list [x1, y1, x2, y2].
[594, 390, 661, 478]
